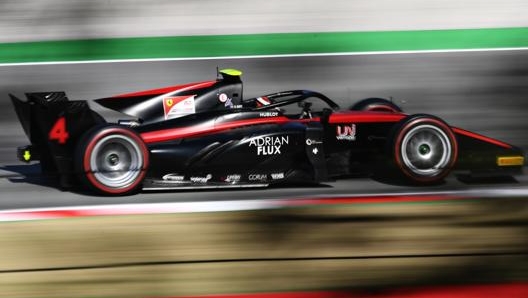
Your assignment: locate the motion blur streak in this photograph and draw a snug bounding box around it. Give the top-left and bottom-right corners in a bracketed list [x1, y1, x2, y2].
[0, 193, 499, 222]
[1, 194, 527, 296]
[170, 283, 528, 298]
[1, 0, 527, 42]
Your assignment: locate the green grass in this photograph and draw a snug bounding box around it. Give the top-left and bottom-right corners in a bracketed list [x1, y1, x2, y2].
[1, 27, 527, 63]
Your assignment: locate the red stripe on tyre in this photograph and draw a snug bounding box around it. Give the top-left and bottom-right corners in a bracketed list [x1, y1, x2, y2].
[394, 117, 458, 183]
[82, 127, 149, 195]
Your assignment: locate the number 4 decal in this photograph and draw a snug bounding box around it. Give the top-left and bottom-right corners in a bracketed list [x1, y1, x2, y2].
[49, 117, 69, 144]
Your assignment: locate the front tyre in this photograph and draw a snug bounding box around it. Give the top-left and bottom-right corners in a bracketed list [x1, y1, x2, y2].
[391, 115, 457, 183]
[350, 97, 402, 113]
[75, 125, 149, 195]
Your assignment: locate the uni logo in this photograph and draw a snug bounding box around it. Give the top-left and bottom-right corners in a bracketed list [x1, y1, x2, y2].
[336, 124, 356, 141]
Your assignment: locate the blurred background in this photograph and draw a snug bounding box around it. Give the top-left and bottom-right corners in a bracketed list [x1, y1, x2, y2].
[1, 0, 527, 41]
[0, 0, 527, 297]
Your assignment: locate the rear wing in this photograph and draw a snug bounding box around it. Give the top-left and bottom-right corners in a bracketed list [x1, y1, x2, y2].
[10, 92, 104, 186]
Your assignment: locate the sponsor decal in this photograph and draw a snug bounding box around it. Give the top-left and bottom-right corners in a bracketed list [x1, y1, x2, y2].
[256, 96, 271, 107]
[218, 93, 228, 103]
[259, 111, 279, 117]
[271, 172, 285, 180]
[223, 95, 234, 108]
[225, 97, 232, 107]
[225, 174, 241, 183]
[306, 138, 322, 146]
[336, 124, 356, 141]
[163, 95, 196, 120]
[249, 136, 289, 155]
[306, 138, 322, 155]
[190, 174, 212, 183]
[219, 93, 241, 109]
[248, 174, 267, 181]
[162, 173, 185, 182]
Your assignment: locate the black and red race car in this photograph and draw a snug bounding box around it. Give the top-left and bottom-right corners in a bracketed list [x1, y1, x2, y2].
[10, 69, 525, 195]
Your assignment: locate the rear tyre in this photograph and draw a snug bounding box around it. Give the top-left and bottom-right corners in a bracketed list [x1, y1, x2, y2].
[75, 125, 149, 195]
[390, 115, 457, 184]
[350, 98, 402, 113]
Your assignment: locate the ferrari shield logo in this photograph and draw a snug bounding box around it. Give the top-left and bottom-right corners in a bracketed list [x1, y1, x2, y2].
[163, 96, 196, 120]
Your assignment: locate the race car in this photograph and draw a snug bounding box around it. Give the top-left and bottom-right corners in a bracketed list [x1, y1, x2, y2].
[10, 69, 525, 195]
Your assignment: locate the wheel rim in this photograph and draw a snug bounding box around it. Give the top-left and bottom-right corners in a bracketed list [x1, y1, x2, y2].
[90, 134, 143, 189]
[400, 124, 452, 177]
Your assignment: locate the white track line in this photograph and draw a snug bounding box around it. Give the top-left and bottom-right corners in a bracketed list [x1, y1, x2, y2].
[1, 47, 528, 67]
[0, 200, 277, 222]
[1, 186, 528, 222]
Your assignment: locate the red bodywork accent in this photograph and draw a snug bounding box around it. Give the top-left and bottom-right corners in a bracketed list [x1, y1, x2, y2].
[141, 116, 292, 144]
[453, 127, 512, 149]
[141, 111, 408, 144]
[111, 81, 216, 98]
[328, 112, 406, 124]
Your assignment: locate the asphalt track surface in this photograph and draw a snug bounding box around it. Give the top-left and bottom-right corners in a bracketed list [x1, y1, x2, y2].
[0, 50, 527, 210]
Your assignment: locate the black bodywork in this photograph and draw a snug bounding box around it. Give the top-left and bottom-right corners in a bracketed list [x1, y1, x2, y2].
[10, 70, 524, 192]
